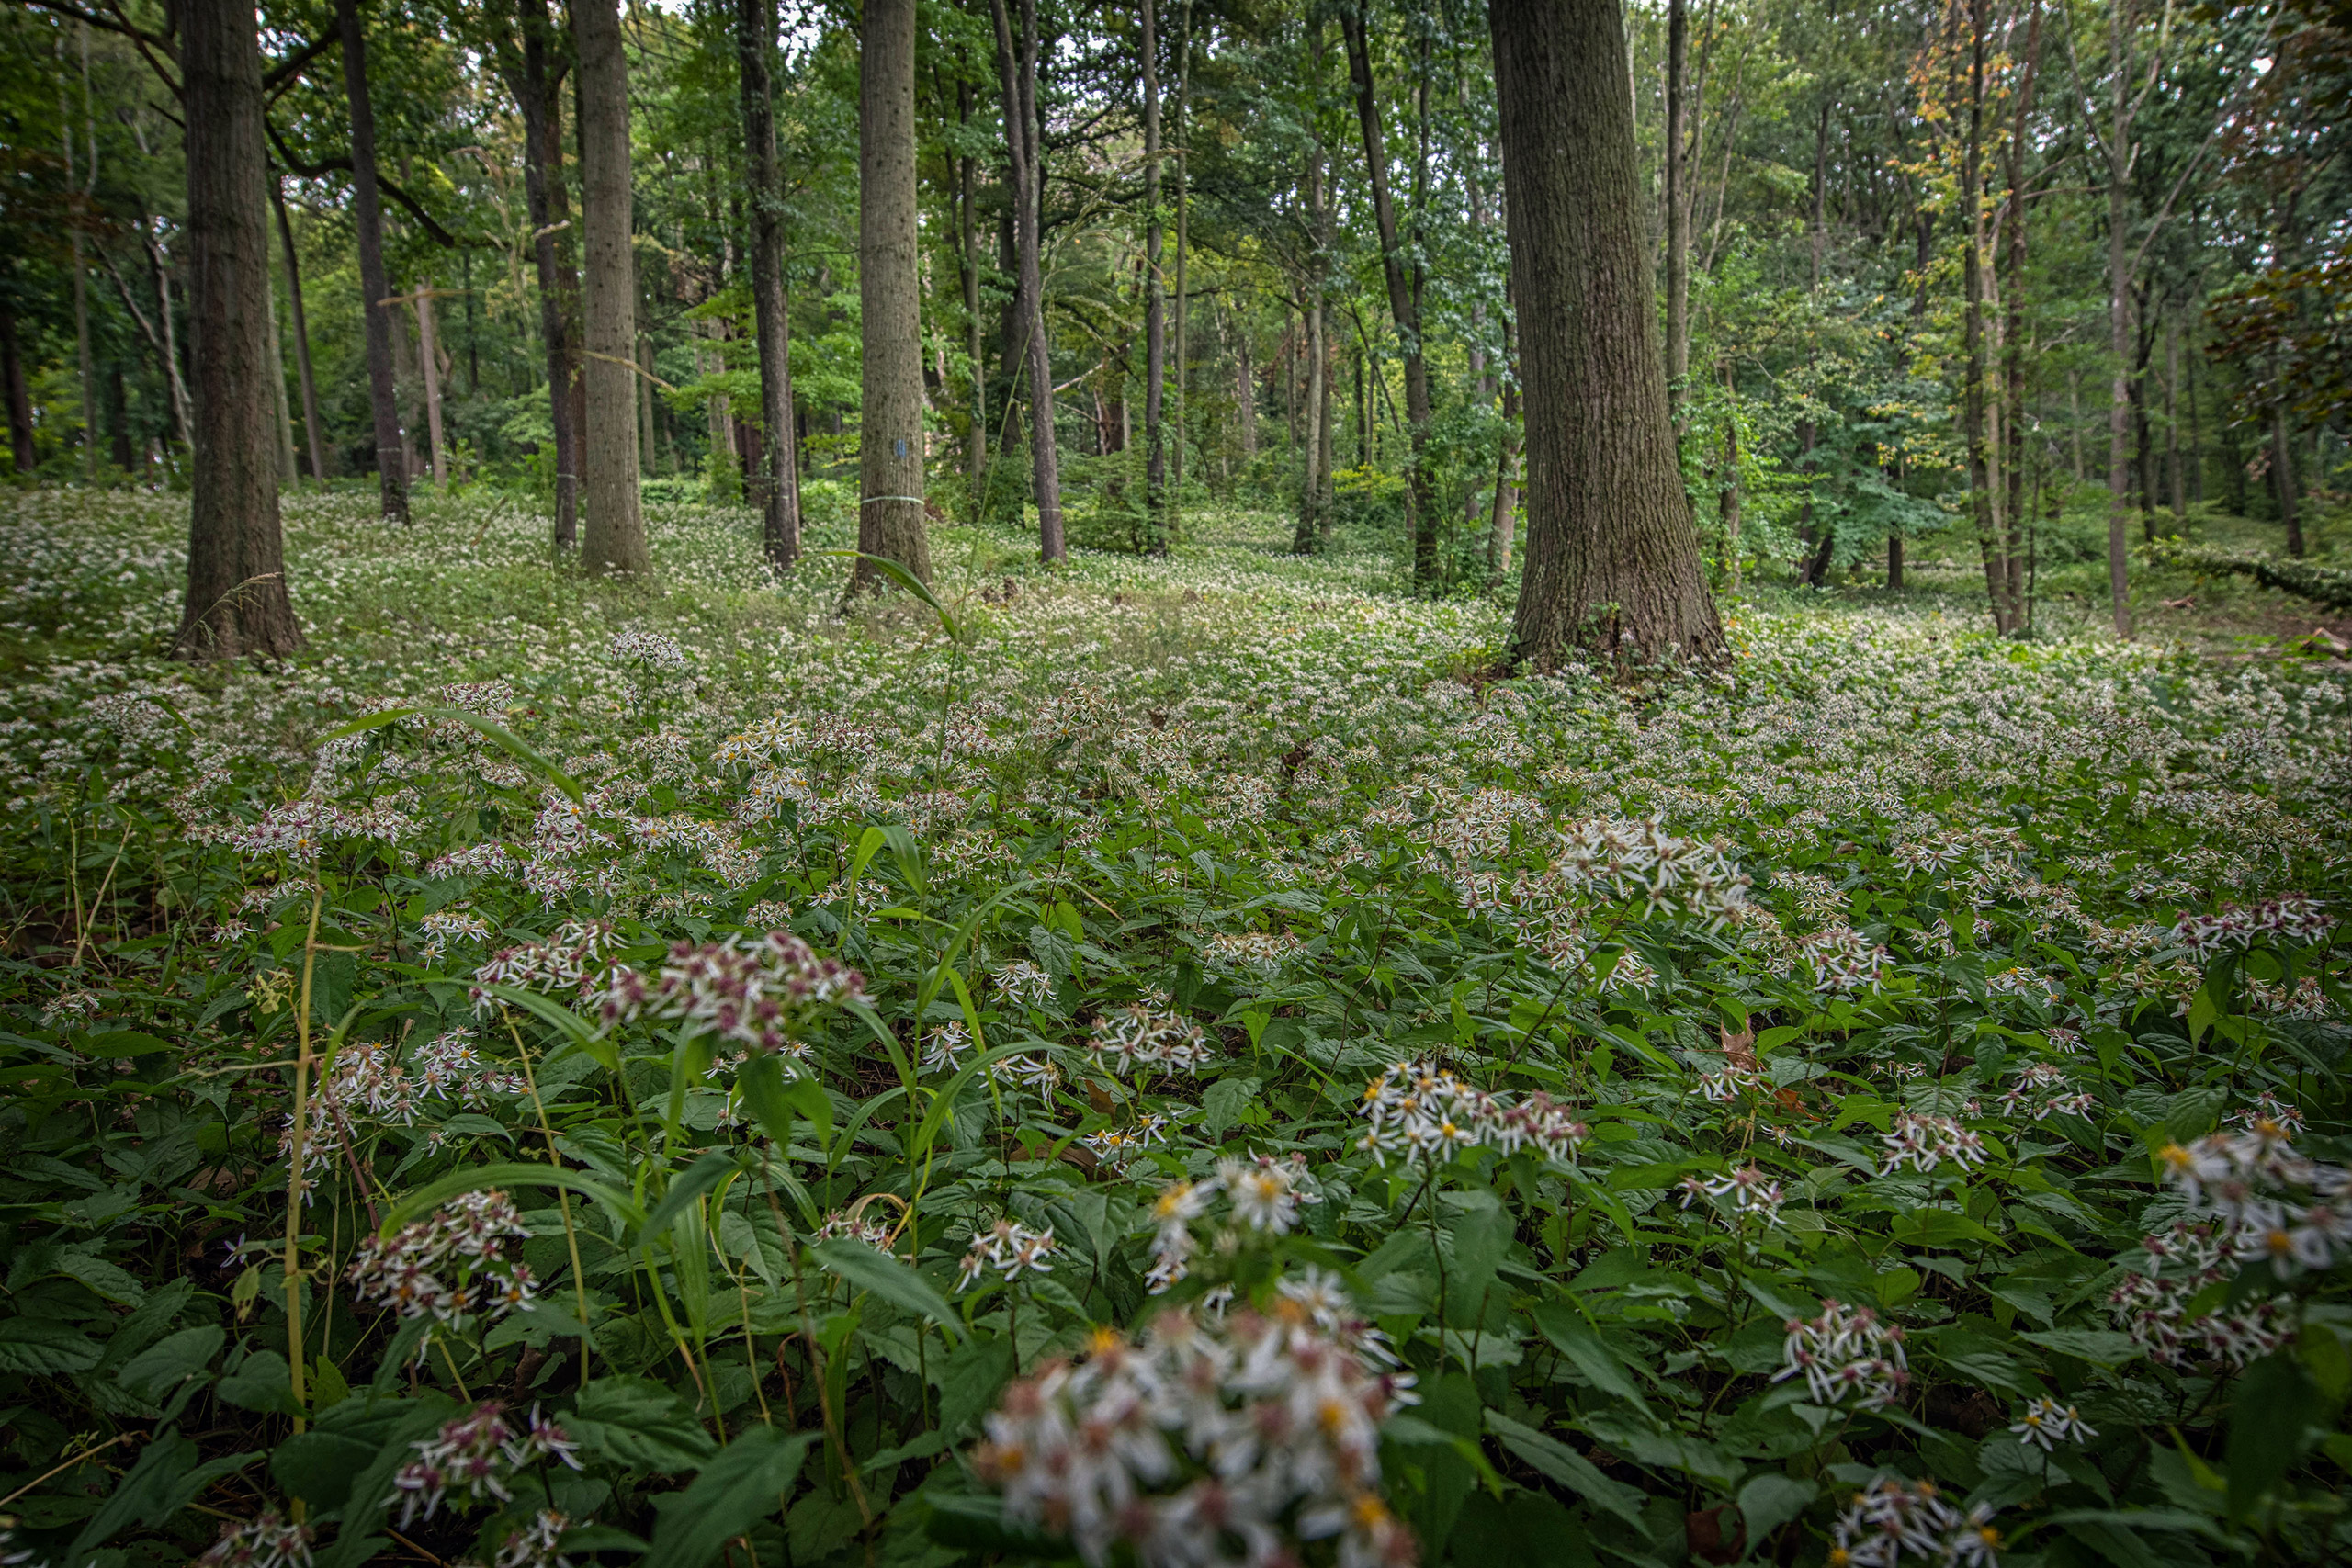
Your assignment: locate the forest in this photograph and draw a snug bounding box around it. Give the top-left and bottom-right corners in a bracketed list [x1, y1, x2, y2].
[0, 0, 2348, 1564]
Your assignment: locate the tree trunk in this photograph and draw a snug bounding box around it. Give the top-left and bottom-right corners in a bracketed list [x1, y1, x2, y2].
[989, 0, 1063, 560]
[1292, 31, 1328, 558]
[1172, 0, 1191, 524]
[958, 77, 986, 502]
[414, 281, 447, 485]
[268, 260, 298, 484]
[1999, 4, 2037, 623]
[107, 361, 132, 472]
[1960, 0, 2011, 635]
[142, 225, 194, 448]
[1236, 331, 1255, 458]
[1487, 304, 1520, 582]
[65, 33, 97, 480]
[739, 0, 801, 570]
[2103, 0, 2134, 635]
[574, 0, 648, 574]
[2272, 409, 2302, 558]
[1665, 0, 1690, 406]
[1342, 6, 1435, 586]
[178, 0, 300, 659]
[857, 0, 930, 588]
[336, 0, 409, 523]
[1142, 0, 1168, 550]
[1492, 0, 1724, 669]
[2163, 306, 2182, 522]
[514, 0, 580, 548]
[272, 186, 327, 480]
[1721, 371, 1744, 593]
[2185, 319, 2203, 505]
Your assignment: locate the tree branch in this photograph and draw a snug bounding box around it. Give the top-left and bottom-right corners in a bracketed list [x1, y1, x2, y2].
[266, 118, 483, 249]
[263, 32, 336, 98]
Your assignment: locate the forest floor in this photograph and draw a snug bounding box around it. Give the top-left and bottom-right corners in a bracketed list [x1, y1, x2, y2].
[0, 485, 2347, 1568]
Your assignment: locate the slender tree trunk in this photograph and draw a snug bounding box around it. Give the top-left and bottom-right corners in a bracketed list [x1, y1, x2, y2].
[2186, 321, 2203, 504]
[414, 282, 447, 485]
[1236, 331, 1255, 458]
[336, 0, 409, 523]
[1292, 29, 1328, 557]
[739, 0, 801, 570]
[1172, 0, 1191, 525]
[857, 0, 930, 588]
[1342, 7, 1437, 586]
[989, 0, 1064, 560]
[2104, 0, 2135, 635]
[108, 362, 132, 472]
[514, 0, 579, 547]
[1665, 0, 1690, 407]
[1141, 0, 1168, 549]
[574, 0, 648, 574]
[2272, 409, 2302, 557]
[2000, 4, 2038, 623]
[268, 262, 297, 484]
[145, 225, 194, 447]
[1721, 371, 1744, 593]
[1492, 0, 1724, 668]
[2163, 306, 2182, 522]
[273, 187, 326, 480]
[179, 0, 300, 659]
[1960, 0, 2010, 634]
[958, 78, 986, 501]
[1487, 304, 1520, 582]
[64, 37, 97, 480]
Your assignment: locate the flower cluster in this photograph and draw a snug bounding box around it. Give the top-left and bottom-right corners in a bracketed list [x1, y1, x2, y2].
[1828, 1477, 2000, 1568]
[1352, 1060, 1590, 1167]
[2155, 1120, 2352, 1278]
[1200, 930, 1300, 976]
[195, 1509, 315, 1568]
[972, 1299, 1419, 1568]
[470, 920, 617, 1011]
[598, 931, 865, 1060]
[608, 629, 691, 672]
[2108, 1218, 2296, 1367]
[1678, 1165, 1787, 1230]
[490, 1509, 577, 1568]
[994, 958, 1057, 1008]
[347, 1190, 537, 1332]
[2174, 896, 2333, 956]
[1802, 925, 1893, 993]
[956, 1219, 1058, 1290]
[1079, 1113, 1179, 1176]
[1087, 1003, 1217, 1077]
[391, 1403, 582, 1526]
[1553, 816, 1752, 930]
[1144, 1156, 1324, 1292]
[1774, 1299, 1909, 1408]
[224, 798, 420, 862]
[2009, 1397, 2096, 1452]
[1995, 1063, 2098, 1122]
[1878, 1112, 1986, 1176]
[416, 906, 492, 961]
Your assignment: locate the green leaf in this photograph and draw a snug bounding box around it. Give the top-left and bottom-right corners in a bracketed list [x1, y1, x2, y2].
[0, 1316, 105, 1375]
[216, 1348, 302, 1415]
[643, 1427, 818, 1568]
[808, 1238, 967, 1343]
[1738, 1473, 1818, 1542]
[637, 1149, 741, 1257]
[116, 1325, 222, 1401]
[1530, 1302, 1653, 1417]
[2226, 1351, 2317, 1522]
[69, 1434, 260, 1558]
[569, 1376, 719, 1472]
[2186, 988, 2216, 1046]
[315, 1395, 461, 1567]
[1483, 1409, 1647, 1529]
[379, 1160, 646, 1236]
[2019, 1328, 2142, 1368]
[938, 1334, 1017, 1439]
[1444, 1200, 1513, 1318]
[1202, 1076, 1262, 1142]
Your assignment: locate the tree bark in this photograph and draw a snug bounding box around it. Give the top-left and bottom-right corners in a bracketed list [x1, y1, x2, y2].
[0, 302, 32, 472]
[1292, 29, 1329, 557]
[857, 0, 931, 588]
[414, 281, 447, 485]
[1172, 0, 1191, 524]
[268, 258, 298, 484]
[2272, 409, 2302, 557]
[2163, 305, 2182, 523]
[574, 0, 648, 574]
[1665, 0, 1690, 406]
[512, 0, 580, 548]
[1999, 3, 2038, 621]
[65, 32, 97, 480]
[2104, 0, 2135, 635]
[179, 0, 301, 659]
[958, 77, 986, 501]
[272, 186, 327, 480]
[1342, 6, 1436, 586]
[739, 0, 801, 570]
[1960, 0, 2012, 634]
[1493, 0, 1724, 669]
[1142, 0, 1167, 549]
[335, 0, 409, 523]
[1487, 302, 1519, 582]
[989, 0, 1063, 560]
[1236, 330, 1255, 458]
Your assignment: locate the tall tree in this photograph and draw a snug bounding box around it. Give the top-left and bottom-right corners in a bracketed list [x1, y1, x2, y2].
[1341, 4, 1436, 586]
[856, 0, 931, 589]
[989, 0, 1064, 561]
[574, 0, 648, 574]
[1291, 23, 1329, 556]
[271, 186, 327, 481]
[1664, 0, 1690, 407]
[502, 0, 582, 549]
[1141, 0, 1168, 549]
[180, 0, 301, 658]
[1491, 0, 1724, 668]
[957, 75, 986, 500]
[737, 0, 800, 571]
[335, 0, 409, 524]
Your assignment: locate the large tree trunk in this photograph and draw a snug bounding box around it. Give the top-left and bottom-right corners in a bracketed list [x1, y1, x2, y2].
[574, 0, 649, 574]
[989, 0, 1063, 560]
[738, 0, 801, 571]
[514, 0, 580, 548]
[1342, 8, 1436, 586]
[335, 0, 409, 524]
[272, 186, 327, 480]
[1664, 0, 1690, 406]
[1491, 0, 1724, 670]
[0, 301, 32, 472]
[179, 0, 300, 659]
[856, 0, 931, 589]
[1142, 0, 1168, 550]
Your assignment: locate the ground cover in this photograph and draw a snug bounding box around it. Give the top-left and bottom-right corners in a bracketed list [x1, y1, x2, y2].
[1, 488, 2348, 1568]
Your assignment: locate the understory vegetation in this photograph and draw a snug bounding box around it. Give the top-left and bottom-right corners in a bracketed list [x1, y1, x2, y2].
[2, 488, 2349, 1568]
